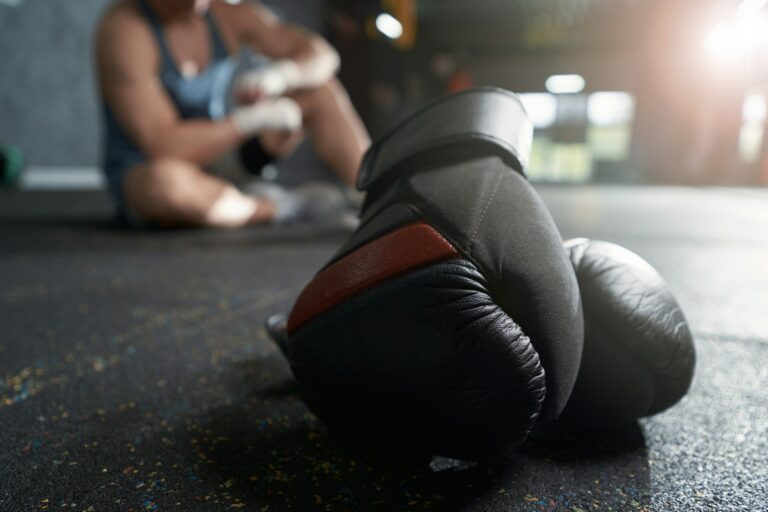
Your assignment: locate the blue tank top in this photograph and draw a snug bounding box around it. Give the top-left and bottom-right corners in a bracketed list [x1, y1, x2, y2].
[102, 0, 235, 180]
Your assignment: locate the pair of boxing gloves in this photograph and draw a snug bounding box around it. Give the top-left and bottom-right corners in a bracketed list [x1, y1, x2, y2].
[266, 88, 696, 461]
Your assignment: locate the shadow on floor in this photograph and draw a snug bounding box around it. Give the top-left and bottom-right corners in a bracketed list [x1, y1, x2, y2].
[189, 357, 651, 511]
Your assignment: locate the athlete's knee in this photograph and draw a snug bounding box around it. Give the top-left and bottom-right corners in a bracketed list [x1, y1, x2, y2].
[124, 158, 202, 221]
[314, 77, 346, 99]
[294, 78, 350, 116]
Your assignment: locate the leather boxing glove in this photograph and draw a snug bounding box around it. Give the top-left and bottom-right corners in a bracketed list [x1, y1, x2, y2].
[560, 239, 696, 427]
[270, 88, 584, 461]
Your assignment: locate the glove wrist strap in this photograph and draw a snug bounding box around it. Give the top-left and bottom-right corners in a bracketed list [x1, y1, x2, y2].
[356, 87, 534, 192]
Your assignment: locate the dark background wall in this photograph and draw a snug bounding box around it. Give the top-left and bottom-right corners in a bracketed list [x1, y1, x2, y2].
[0, 0, 326, 168]
[0, 0, 108, 167]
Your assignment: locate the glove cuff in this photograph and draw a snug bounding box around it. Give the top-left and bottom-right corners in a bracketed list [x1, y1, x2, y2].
[356, 87, 533, 192]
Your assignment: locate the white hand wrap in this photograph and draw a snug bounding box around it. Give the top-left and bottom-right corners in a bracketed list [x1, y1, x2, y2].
[236, 60, 302, 98]
[230, 97, 302, 137]
[235, 53, 339, 97]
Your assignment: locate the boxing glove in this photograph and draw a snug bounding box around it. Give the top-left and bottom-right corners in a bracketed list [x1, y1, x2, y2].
[560, 239, 696, 427]
[271, 88, 584, 461]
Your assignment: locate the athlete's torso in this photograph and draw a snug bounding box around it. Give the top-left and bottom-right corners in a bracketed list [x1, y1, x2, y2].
[102, 0, 238, 186]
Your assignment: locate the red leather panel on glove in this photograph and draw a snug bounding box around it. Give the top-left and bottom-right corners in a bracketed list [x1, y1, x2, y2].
[288, 222, 459, 335]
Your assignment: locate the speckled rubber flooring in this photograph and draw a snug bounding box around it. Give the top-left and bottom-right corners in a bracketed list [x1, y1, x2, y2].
[1, 186, 766, 511]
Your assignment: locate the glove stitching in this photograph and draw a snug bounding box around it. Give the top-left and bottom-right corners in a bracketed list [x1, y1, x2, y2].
[467, 170, 504, 258]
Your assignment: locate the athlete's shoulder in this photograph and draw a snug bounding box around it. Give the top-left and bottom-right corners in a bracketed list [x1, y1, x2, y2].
[98, 0, 149, 41]
[211, 0, 277, 29]
[95, 0, 157, 77]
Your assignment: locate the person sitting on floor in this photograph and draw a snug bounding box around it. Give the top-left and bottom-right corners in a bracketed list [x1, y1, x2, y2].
[95, 0, 370, 227]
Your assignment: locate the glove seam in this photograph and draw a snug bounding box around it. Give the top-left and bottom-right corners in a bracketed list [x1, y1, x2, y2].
[467, 169, 504, 259]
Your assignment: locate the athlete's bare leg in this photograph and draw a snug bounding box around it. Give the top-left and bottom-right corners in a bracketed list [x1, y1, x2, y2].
[123, 158, 276, 228]
[258, 78, 370, 187]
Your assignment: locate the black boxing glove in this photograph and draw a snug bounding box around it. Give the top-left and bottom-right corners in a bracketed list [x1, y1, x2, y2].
[270, 88, 583, 461]
[560, 239, 696, 427]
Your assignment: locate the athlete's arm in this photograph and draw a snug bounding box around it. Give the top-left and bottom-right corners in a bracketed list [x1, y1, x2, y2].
[96, 7, 243, 164]
[223, 2, 340, 98]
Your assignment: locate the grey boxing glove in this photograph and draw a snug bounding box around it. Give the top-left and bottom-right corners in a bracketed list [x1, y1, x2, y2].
[561, 239, 696, 427]
[268, 88, 584, 461]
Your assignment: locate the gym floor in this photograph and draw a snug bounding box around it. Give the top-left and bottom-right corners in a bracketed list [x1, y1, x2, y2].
[0, 185, 766, 511]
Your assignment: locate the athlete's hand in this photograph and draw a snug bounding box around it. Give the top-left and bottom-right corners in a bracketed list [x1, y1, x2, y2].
[230, 97, 302, 136]
[235, 60, 302, 104]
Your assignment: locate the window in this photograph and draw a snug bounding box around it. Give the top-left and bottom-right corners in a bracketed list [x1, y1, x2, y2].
[519, 91, 636, 183]
[739, 91, 766, 163]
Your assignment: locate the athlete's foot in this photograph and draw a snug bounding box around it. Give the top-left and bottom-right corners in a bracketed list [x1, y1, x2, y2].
[244, 180, 352, 225]
[249, 197, 278, 224]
